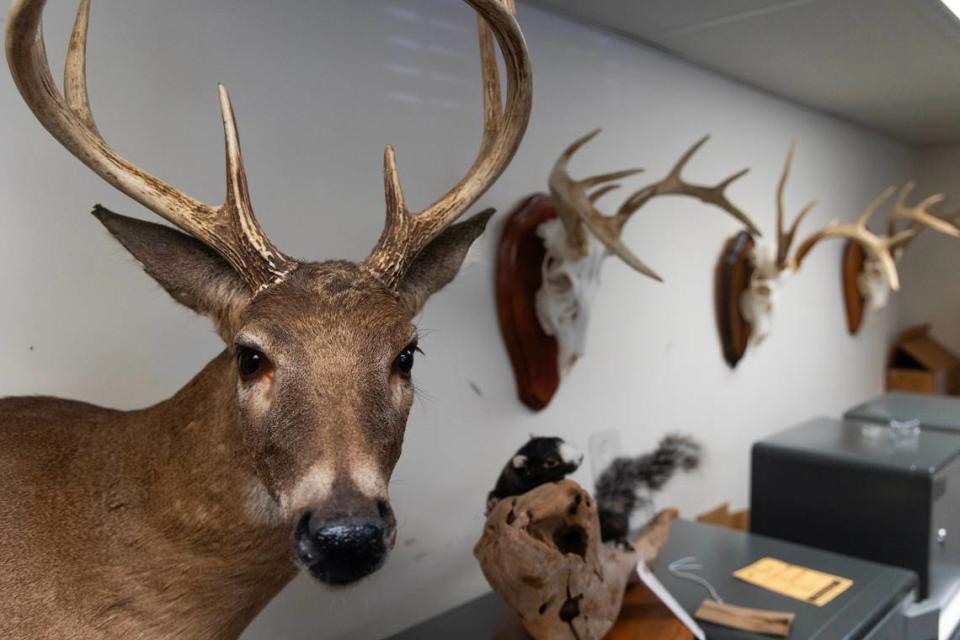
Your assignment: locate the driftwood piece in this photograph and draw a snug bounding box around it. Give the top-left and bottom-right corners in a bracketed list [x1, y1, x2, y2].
[695, 600, 794, 637]
[475, 480, 677, 640]
[496, 194, 562, 410]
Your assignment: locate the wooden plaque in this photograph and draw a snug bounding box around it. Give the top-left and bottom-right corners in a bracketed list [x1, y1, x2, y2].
[715, 231, 755, 368]
[842, 240, 867, 335]
[496, 194, 561, 411]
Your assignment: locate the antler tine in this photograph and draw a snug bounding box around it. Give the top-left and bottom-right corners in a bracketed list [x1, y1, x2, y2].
[890, 182, 956, 237]
[546, 129, 661, 281]
[588, 184, 621, 204]
[63, 0, 98, 135]
[774, 143, 794, 263]
[547, 130, 600, 258]
[889, 181, 916, 232]
[580, 168, 645, 187]
[774, 142, 817, 269]
[365, 0, 532, 288]
[778, 200, 816, 269]
[578, 213, 664, 282]
[6, 0, 295, 292]
[614, 136, 759, 236]
[861, 185, 896, 226]
[856, 186, 893, 227]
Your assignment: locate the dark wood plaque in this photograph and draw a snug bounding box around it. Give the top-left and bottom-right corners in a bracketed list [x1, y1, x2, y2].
[715, 231, 755, 368]
[495, 194, 561, 411]
[842, 240, 867, 335]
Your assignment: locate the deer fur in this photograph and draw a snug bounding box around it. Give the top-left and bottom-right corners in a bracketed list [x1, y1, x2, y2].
[0, 209, 492, 638]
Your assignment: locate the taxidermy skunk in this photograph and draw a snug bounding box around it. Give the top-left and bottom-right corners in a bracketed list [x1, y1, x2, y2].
[486, 436, 584, 514]
[595, 434, 701, 542]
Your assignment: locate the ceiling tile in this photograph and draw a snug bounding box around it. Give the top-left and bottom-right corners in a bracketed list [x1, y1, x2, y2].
[523, 0, 960, 145]
[524, 0, 795, 39]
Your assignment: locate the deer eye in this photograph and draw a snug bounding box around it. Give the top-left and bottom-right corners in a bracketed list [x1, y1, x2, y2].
[236, 346, 269, 381]
[394, 343, 419, 377]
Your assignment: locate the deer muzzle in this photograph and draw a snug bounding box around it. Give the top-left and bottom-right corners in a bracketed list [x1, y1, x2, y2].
[294, 499, 396, 585]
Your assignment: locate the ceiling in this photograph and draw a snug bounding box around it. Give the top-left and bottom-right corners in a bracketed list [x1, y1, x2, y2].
[523, 0, 960, 147]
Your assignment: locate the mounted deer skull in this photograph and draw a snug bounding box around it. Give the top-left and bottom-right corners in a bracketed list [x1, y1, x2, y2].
[538, 130, 758, 373]
[737, 144, 817, 348]
[720, 143, 938, 365]
[0, 0, 530, 637]
[850, 182, 957, 317]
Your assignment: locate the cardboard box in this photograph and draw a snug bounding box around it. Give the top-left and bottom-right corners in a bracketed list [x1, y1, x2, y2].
[886, 325, 960, 395]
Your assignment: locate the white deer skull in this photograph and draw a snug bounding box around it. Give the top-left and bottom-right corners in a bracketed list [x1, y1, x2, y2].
[857, 256, 890, 314]
[739, 242, 785, 347]
[851, 183, 957, 318]
[536, 219, 607, 373]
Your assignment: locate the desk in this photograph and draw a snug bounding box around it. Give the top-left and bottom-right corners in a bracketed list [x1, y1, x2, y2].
[385, 521, 917, 639]
[654, 521, 917, 639]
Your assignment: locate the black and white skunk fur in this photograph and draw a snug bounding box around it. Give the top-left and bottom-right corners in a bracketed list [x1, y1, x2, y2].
[486, 436, 583, 514]
[595, 434, 701, 542]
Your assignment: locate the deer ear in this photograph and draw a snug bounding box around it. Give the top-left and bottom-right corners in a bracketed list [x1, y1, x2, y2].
[397, 208, 494, 315]
[92, 206, 250, 337]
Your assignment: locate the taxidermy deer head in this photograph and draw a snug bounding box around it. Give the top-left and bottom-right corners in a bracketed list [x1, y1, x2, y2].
[851, 182, 957, 315]
[2, 0, 529, 635]
[538, 130, 758, 373]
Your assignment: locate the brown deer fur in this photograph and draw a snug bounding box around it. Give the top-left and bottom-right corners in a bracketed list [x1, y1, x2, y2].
[0, 209, 492, 638]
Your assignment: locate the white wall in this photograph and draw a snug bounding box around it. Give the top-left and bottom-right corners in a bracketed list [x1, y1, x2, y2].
[899, 145, 960, 354]
[0, 1, 916, 638]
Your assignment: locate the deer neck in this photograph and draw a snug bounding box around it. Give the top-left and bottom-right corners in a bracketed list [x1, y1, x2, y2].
[111, 350, 297, 637]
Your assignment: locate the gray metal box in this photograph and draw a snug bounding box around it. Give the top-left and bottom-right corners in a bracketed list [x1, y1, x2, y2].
[846, 392, 960, 434]
[752, 417, 960, 602]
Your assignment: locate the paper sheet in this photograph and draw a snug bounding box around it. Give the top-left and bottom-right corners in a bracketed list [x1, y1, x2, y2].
[733, 557, 853, 606]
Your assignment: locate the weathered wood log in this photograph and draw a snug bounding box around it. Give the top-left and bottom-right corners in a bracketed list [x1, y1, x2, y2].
[475, 480, 677, 640]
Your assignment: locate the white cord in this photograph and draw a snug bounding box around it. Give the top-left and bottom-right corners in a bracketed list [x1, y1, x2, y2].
[668, 556, 724, 604]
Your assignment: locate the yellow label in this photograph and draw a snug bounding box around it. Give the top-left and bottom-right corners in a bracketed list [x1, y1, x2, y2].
[733, 557, 853, 607]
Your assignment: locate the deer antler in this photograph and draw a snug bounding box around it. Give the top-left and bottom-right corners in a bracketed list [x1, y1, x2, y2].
[364, 0, 532, 288]
[792, 186, 913, 290]
[886, 182, 957, 255]
[774, 143, 817, 271]
[6, 0, 296, 292]
[614, 136, 758, 236]
[548, 132, 757, 282]
[547, 129, 656, 279]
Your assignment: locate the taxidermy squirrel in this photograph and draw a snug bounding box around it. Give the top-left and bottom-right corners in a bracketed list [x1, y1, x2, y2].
[595, 435, 701, 542]
[486, 436, 584, 514]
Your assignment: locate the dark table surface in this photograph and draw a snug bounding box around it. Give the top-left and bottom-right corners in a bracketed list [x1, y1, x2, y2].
[385, 520, 916, 640]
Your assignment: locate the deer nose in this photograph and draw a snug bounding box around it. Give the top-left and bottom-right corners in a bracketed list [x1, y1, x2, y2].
[295, 510, 391, 585]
